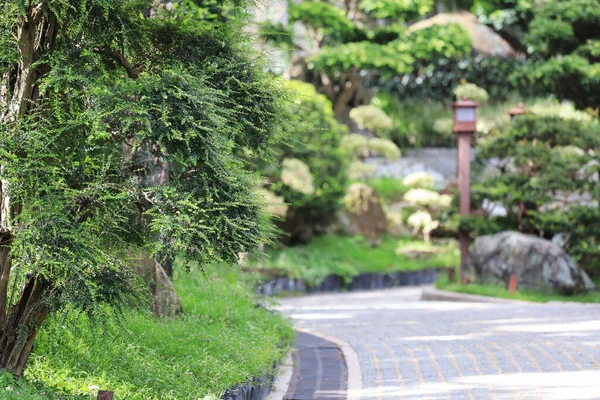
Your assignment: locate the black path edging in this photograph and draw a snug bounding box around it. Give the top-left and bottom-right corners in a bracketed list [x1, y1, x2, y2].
[285, 331, 347, 400]
[221, 362, 279, 400]
[259, 268, 440, 297]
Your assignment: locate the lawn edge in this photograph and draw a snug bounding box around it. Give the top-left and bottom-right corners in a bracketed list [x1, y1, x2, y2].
[421, 287, 532, 304]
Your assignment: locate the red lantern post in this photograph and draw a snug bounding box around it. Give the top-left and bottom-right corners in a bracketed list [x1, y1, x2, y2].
[452, 99, 479, 283]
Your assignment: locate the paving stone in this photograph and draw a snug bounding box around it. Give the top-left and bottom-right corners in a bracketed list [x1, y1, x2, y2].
[277, 287, 600, 400]
[286, 332, 347, 400]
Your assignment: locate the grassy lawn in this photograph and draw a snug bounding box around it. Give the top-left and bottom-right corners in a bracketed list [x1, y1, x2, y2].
[1, 267, 293, 400]
[247, 235, 459, 286]
[436, 274, 600, 303]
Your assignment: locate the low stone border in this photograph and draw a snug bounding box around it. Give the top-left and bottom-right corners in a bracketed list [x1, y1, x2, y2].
[259, 268, 440, 297]
[221, 361, 281, 400]
[421, 287, 527, 303]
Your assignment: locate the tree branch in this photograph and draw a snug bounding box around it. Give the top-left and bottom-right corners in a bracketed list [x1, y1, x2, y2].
[95, 48, 145, 80]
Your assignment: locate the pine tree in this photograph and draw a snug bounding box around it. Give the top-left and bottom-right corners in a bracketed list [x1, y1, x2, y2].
[0, 0, 286, 374]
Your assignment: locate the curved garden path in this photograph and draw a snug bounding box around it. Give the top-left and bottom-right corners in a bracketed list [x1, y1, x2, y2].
[275, 287, 600, 400]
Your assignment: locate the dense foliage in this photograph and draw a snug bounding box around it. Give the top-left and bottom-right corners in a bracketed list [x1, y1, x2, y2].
[252, 81, 348, 240]
[515, 0, 600, 110]
[247, 235, 458, 286]
[386, 55, 519, 102]
[465, 115, 600, 276]
[261, 0, 473, 120]
[0, 0, 287, 374]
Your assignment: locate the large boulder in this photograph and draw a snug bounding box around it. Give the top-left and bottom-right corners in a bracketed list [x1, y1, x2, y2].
[408, 11, 521, 58]
[470, 231, 595, 295]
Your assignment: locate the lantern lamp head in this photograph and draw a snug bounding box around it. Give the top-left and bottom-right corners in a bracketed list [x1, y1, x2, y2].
[508, 102, 527, 121]
[452, 98, 479, 134]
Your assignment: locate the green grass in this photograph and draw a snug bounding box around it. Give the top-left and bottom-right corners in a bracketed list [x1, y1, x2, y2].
[2, 267, 293, 400]
[436, 274, 600, 303]
[250, 235, 459, 286]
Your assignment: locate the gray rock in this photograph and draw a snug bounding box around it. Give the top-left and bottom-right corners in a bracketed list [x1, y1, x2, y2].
[470, 231, 596, 295]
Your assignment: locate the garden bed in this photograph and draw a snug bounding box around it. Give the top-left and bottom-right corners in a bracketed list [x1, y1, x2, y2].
[0, 269, 293, 400]
[244, 235, 459, 293]
[436, 275, 600, 304]
[259, 268, 441, 296]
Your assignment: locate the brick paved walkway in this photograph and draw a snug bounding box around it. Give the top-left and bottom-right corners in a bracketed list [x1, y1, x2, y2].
[285, 331, 347, 400]
[276, 287, 600, 400]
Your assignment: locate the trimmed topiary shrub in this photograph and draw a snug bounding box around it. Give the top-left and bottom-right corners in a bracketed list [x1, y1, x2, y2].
[402, 172, 435, 189]
[454, 83, 489, 103]
[404, 188, 451, 208]
[349, 105, 393, 137]
[253, 81, 348, 234]
[466, 114, 600, 277]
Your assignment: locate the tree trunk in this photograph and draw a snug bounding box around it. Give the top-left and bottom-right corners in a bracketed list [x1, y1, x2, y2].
[0, 276, 50, 376]
[0, 5, 57, 375]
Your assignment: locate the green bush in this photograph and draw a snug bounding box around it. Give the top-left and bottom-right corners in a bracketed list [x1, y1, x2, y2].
[367, 177, 410, 205]
[360, 0, 435, 20]
[375, 95, 455, 147]
[468, 115, 600, 277]
[349, 105, 393, 137]
[454, 83, 489, 103]
[387, 55, 520, 103]
[341, 134, 401, 161]
[288, 1, 367, 44]
[515, 0, 600, 109]
[367, 138, 401, 161]
[256, 81, 348, 226]
[253, 235, 458, 286]
[402, 172, 435, 189]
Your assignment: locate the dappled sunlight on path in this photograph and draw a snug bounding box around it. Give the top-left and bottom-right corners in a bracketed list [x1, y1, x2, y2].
[277, 287, 600, 400]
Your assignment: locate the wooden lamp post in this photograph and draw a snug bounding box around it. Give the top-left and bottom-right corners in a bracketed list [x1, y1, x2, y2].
[452, 98, 479, 283]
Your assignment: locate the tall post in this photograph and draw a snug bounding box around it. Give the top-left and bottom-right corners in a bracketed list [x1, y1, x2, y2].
[457, 133, 472, 282]
[451, 98, 479, 283]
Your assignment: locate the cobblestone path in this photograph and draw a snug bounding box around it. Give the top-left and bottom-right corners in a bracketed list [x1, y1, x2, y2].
[276, 287, 600, 400]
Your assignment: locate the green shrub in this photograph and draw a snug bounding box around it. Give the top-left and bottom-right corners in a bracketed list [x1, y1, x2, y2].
[341, 134, 369, 156]
[468, 115, 600, 277]
[253, 235, 458, 285]
[388, 55, 520, 103]
[256, 81, 348, 226]
[341, 134, 401, 161]
[348, 161, 377, 181]
[402, 172, 435, 189]
[281, 158, 315, 195]
[367, 138, 401, 161]
[349, 105, 393, 137]
[400, 23, 472, 62]
[454, 83, 489, 103]
[360, 0, 435, 20]
[367, 177, 409, 204]
[288, 1, 367, 44]
[374, 95, 455, 147]
[404, 188, 451, 209]
[515, 0, 600, 109]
